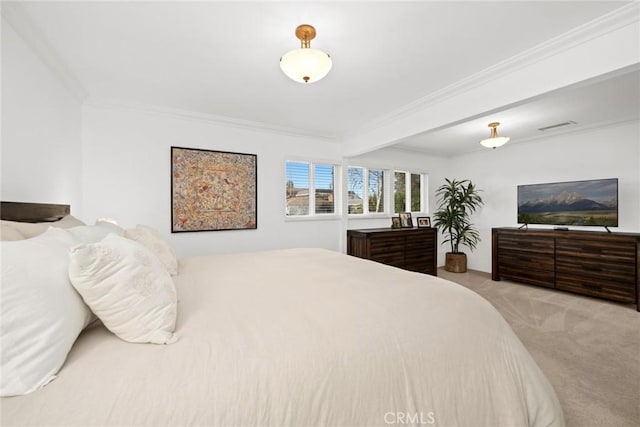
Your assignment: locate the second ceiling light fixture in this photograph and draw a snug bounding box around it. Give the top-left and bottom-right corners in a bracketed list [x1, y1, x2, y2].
[480, 122, 510, 149]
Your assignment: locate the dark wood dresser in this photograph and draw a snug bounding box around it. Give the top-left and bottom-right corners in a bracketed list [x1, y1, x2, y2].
[347, 227, 437, 276]
[492, 227, 640, 311]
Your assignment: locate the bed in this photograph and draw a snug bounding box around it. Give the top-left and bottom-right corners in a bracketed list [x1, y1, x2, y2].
[1, 202, 564, 426]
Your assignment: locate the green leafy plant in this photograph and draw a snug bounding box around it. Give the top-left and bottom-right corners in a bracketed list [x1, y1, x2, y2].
[433, 178, 484, 254]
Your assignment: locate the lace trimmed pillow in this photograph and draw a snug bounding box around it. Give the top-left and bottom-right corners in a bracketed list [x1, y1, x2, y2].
[68, 234, 178, 345]
[124, 225, 178, 276]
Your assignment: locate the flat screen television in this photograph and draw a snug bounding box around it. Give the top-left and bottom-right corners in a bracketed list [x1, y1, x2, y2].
[517, 178, 618, 228]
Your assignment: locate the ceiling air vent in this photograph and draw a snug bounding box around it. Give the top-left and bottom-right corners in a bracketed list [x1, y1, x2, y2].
[538, 121, 577, 132]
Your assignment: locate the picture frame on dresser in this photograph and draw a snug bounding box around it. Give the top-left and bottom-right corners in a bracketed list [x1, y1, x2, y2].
[399, 212, 413, 228]
[391, 217, 401, 229]
[417, 217, 431, 228]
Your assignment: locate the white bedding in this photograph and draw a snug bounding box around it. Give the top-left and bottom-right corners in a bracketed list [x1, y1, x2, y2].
[1, 248, 564, 426]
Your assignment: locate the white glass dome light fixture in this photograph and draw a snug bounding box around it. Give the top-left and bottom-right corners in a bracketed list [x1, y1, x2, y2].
[480, 122, 510, 149]
[280, 24, 332, 84]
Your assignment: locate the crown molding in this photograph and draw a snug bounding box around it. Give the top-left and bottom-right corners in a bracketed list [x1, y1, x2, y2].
[1, 1, 89, 102]
[349, 2, 640, 138]
[83, 98, 340, 142]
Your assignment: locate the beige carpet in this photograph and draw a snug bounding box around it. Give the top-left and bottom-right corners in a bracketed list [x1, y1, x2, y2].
[438, 268, 640, 427]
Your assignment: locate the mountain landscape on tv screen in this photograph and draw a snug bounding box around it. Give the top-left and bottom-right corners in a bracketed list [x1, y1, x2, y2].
[517, 181, 618, 226]
[518, 191, 617, 213]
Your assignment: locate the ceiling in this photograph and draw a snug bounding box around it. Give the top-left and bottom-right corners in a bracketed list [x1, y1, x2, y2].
[394, 68, 640, 156]
[8, 1, 639, 156]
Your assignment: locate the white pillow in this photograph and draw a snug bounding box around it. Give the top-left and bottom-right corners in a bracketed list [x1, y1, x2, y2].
[95, 219, 125, 235]
[68, 234, 178, 345]
[124, 225, 178, 276]
[53, 215, 86, 229]
[66, 223, 124, 244]
[0, 228, 93, 397]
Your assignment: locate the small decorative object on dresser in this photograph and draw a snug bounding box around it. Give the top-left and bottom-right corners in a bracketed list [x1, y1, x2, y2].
[417, 217, 431, 228]
[399, 212, 413, 228]
[391, 217, 401, 229]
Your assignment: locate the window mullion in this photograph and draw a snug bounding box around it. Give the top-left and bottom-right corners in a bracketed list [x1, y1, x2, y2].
[420, 174, 425, 212]
[384, 169, 391, 215]
[335, 165, 341, 214]
[309, 163, 315, 215]
[363, 168, 369, 215]
[404, 172, 411, 213]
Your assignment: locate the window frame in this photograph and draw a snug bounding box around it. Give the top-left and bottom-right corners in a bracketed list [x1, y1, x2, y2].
[346, 166, 388, 217]
[284, 159, 341, 221]
[393, 170, 428, 214]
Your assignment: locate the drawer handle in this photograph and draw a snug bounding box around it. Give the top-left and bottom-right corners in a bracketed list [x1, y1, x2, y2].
[583, 265, 603, 272]
[582, 284, 602, 290]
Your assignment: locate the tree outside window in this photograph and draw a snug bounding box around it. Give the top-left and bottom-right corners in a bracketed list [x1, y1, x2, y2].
[348, 167, 384, 215]
[394, 171, 424, 213]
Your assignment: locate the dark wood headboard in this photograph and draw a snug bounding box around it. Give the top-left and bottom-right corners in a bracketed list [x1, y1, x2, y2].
[1, 201, 70, 223]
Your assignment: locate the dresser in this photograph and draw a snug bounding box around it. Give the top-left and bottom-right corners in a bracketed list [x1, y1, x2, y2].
[492, 227, 640, 311]
[347, 227, 437, 276]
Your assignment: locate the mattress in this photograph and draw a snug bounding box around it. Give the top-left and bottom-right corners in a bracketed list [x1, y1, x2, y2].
[1, 248, 564, 426]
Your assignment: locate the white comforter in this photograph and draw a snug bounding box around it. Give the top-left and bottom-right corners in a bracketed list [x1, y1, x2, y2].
[1, 248, 564, 426]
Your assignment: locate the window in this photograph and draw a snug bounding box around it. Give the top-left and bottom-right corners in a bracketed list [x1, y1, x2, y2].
[394, 171, 425, 213]
[314, 164, 335, 214]
[285, 161, 337, 216]
[347, 167, 385, 215]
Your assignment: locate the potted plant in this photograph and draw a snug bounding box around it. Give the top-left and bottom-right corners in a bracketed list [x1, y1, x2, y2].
[433, 178, 484, 273]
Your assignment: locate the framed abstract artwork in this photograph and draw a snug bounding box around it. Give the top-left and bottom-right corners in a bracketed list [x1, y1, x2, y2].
[171, 147, 257, 232]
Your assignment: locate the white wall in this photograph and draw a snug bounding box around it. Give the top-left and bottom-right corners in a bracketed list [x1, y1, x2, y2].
[81, 104, 344, 256]
[80, 105, 454, 257]
[1, 17, 83, 215]
[449, 120, 640, 273]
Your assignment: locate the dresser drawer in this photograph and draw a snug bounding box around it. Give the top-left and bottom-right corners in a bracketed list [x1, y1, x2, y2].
[370, 252, 405, 269]
[556, 275, 635, 303]
[369, 236, 405, 256]
[556, 258, 635, 285]
[498, 234, 554, 254]
[499, 265, 555, 288]
[556, 238, 636, 262]
[499, 250, 555, 271]
[404, 261, 431, 274]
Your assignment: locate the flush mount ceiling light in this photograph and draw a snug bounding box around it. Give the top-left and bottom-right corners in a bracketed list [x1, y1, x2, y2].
[480, 122, 510, 149]
[280, 24, 332, 84]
